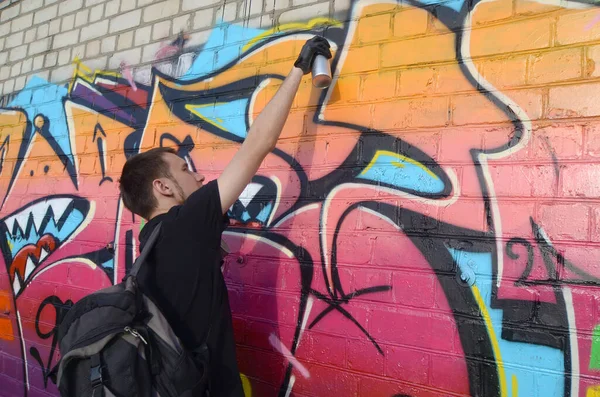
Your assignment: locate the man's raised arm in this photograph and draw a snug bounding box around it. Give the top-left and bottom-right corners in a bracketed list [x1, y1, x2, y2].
[217, 36, 331, 214]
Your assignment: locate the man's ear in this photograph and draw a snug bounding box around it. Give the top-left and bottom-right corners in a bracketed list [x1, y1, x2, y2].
[152, 178, 174, 197]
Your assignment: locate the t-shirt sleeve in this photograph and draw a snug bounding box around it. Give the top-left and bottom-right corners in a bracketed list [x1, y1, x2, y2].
[173, 179, 228, 250]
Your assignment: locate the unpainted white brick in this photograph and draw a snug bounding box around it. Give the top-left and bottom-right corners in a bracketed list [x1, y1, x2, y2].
[34, 4, 58, 24]
[245, 13, 273, 28]
[216, 2, 237, 22]
[109, 9, 142, 33]
[193, 9, 213, 29]
[141, 41, 161, 62]
[292, 0, 319, 5]
[172, 15, 191, 35]
[89, 4, 104, 22]
[138, 0, 154, 6]
[21, 0, 44, 14]
[0, 3, 20, 23]
[62, 14, 75, 31]
[3, 79, 14, 95]
[0, 20, 9, 36]
[49, 19, 61, 34]
[85, 55, 107, 71]
[108, 47, 141, 69]
[265, 0, 289, 12]
[105, 0, 120, 17]
[22, 56, 33, 73]
[0, 66, 10, 80]
[53, 30, 79, 49]
[59, 0, 83, 15]
[182, 0, 219, 12]
[72, 43, 85, 58]
[33, 55, 45, 69]
[250, 0, 263, 15]
[85, 0, 104, 6]
[135, 26, 152, 46]
[152, 20, 171, 40]
[184, 28, 210, 47]
[101, 36, 116, 53]
[121, 0, 136, 12]
[24, 29, 36, 44]
[117, 31, 134, 50]
[5, 31, 24, 49]
[15, 75, 27, 91]
[29, 38, 50, 55]
[80, 19, 109, 41]
[333, 0, 351, 14]
[0, 51, 7, 66]
[134, 65, 152, 85]
[45, 51, 58, 67]
[34, 70, 50, 81]
[45, 0, 60, 5]
[87, 40, 101, 57]
[11, 61, 21, 77]
[37, 23, 49, 39]
[57, 48, 71, 65]
[75, 9, 88, 27]
[50, 64, 74, 82]
[0, 83, 3, 96]
[143, 0, 180, 23]
[279, 2, 329, 23]
[11, 13, 33, 32]
[0, 37, 4, 51]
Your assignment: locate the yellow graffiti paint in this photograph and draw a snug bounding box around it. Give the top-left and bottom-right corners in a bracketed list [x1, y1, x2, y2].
[242, 17, 342, 52]
[588, 386, 600, 397]
[359, 150, 439, 179]
[512, 374, 518, 397]
[472, 285, 507, 397]
[240, 373, 252, 397]
[68, 57, 122, 92]
[185, 103, 227, 131]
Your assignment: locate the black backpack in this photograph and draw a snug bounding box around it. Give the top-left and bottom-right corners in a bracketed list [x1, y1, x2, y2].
[54, 223, 217, 397]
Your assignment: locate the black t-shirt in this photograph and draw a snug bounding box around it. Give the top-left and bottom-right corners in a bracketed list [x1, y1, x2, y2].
[137, 180, 244, 397]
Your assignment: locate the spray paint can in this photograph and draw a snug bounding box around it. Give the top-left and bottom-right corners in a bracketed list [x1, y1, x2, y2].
[311, 54, 332, 89]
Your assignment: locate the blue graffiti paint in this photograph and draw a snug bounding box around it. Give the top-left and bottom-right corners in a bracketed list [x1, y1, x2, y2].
[256, 202, 273, 223]
[7, 76, 74, 166]
[447, 248, 565, 397]
[358, 151, 445, 194]
[181, 23, 266, 80]
[416, 0, 464, 12]
[187, 98, 249, 138]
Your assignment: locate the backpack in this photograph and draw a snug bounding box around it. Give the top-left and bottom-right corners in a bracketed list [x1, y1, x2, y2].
[54, 223, 218, 397]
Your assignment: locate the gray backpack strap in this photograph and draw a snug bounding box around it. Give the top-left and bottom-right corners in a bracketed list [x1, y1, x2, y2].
[130, 223, 162, 277]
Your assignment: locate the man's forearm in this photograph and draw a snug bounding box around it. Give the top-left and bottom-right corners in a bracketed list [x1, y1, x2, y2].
[244, 67, 304, 154]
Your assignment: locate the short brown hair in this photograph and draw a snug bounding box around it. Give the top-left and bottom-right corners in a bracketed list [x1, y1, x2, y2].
[119, 147, 177, 219]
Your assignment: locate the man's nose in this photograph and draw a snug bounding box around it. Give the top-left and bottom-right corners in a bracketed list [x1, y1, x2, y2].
[196, 173, 205, 183]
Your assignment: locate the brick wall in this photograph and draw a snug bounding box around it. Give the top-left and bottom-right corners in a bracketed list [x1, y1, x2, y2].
[1, 0, 600, 396]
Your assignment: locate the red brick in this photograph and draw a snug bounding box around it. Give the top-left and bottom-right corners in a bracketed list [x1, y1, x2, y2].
[352, 267, 394, 303]
[561, 163, 600, 198]
[538, 202, 590, 241]
[593, 206, 600, 242]
[549, 83, 600, 118]
[496, 200, 536, 238]
[296, 331, 346, 367]
[385, 344, 430, 384]
[393, 271, 435, 308]
[346, 339, 385, 375]
[359, 375, 452, 396]
[532, 165, 558, 198]
[529, 48, 583, 84]
[294, 363, 358, 396]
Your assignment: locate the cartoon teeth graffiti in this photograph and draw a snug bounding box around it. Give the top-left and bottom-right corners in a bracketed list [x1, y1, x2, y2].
[3, 196, 90, 296]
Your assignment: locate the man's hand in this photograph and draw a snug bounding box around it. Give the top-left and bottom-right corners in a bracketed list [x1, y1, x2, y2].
[294, 36, 332, 74]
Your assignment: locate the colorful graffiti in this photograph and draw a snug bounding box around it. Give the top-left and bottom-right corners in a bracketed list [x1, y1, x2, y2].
[1, 0, 600, 396]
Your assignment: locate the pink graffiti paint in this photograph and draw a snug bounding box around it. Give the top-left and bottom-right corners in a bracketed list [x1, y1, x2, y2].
[268, 333, 310, 379]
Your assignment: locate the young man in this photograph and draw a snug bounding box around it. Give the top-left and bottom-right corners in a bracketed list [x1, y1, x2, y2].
[118, 37, 331, 396]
